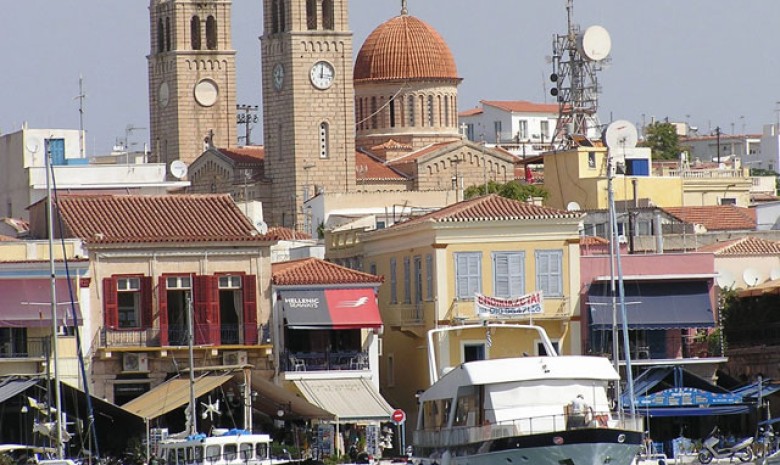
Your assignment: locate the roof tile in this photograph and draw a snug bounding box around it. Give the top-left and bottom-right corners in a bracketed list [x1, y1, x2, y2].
[664, 206, 756, 231]
[272, 258, 383, 286]
[697, 236, 780, 255]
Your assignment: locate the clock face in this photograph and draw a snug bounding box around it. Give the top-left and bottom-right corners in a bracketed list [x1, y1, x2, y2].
[273, 63, 285, 91]
[158, 81, 170, 108]
[310, 61, 335, 90]
[194, 79, 219, 107]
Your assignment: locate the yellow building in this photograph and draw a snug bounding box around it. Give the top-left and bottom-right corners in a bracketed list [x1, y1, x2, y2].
[326, 194, 583, 424]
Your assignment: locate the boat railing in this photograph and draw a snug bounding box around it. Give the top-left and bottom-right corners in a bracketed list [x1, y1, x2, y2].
[413, 411, 644, 447]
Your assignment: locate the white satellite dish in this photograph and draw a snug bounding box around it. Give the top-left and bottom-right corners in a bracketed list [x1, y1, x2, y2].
[566, 201, 582, 211]
[743, 268, 763, 287]
[771, 268, 780, 281]
[26, 136, 41, 154]
[170, 160, 188, 179]
[578, 25, 612, 61]
[603, 120, 639, 150]
[715, 270, 735, 289]
[255, 220, 268, 235]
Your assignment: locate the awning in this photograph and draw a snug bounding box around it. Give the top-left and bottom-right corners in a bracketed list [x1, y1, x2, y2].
[293, 378, 394, 422]
[0, 278, 82, 327]
[280, 289, 382, 329]
[0, 378, 38, 403]
[588, 280, 715, 329]
[122, 375, 232, 419]
[249, 373, 335, 421]
[633, 405, 751, 417]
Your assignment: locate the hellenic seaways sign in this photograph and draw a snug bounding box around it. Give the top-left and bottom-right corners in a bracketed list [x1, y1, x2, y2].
[475, 291, 544, 318]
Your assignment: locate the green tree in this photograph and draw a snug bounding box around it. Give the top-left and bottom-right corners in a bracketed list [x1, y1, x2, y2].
[464, 180, 549, 202]
[639, 121, 682, 160]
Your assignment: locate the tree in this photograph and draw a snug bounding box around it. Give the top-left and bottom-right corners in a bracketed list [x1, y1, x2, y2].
[639, 121, 682, 160]
[464, 180, 549, 202]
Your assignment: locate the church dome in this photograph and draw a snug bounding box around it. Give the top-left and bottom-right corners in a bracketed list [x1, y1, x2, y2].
[354, 14, 459, 83]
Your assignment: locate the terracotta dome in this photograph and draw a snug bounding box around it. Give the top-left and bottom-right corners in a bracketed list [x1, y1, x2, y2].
[354, 14, 459, 82]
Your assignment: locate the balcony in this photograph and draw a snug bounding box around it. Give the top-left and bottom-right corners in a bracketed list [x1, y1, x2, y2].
[0, 337, 48, 359]
[283, 350, 369, 373]
[99, 323, 262, 348]
[100, 328, 161, 348]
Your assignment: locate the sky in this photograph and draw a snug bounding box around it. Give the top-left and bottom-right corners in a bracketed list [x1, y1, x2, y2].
[2, 1, 779, 156]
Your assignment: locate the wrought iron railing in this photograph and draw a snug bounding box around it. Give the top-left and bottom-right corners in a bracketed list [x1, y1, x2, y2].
[0, 337, 48, 359]
[283, 350, 369, 372]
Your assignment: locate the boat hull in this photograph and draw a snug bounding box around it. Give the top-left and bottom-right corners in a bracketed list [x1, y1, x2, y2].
[414, 428, 642, 465]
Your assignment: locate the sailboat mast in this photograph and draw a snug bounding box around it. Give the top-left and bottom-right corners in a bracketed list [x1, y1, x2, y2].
[46, 141, 65, 459]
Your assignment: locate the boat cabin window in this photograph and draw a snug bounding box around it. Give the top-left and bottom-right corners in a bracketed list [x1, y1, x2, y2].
[256, 443, 269, 459]
[422, 398, 451, 430]
[186, 447, 194, 463]
[224, 444, 237, 461]
[239, 444, 253, 460]
[167, 449, 177, 465]
[205, 445, 220, 463]
[193, 446, 203, 462]
[177, 448, 185, 465]
[453, 386, 479, 427]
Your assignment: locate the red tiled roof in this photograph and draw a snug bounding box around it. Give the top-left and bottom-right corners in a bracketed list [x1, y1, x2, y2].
[218, 146, 265, 165]
[272, 258, 383, 286]
[459, 108, 483, 117]
[580, 236, 610, 246]
[354, 14, 458, 82]
[56, 194, 270, 244]
[386, 141, 459, 166]
[664, 206, 756, 231]
[356, 151, 409, 181]
[481, 100, 559, 114]
[266, 227, 312, 241]
[697, 236, 780, 255]
[391, 194, 580, 229]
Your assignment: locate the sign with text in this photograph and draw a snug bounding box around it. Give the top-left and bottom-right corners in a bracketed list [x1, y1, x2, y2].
[475, 291, 544, 318]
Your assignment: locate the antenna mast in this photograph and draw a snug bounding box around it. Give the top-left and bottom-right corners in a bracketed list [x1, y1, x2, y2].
[75, 75, 87, 158]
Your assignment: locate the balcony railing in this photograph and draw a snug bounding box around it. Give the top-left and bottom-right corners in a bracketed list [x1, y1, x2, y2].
[284, 350, 368, 372]
[100, 324, 263, 348]
[0, 337, 48, 359]
[100, 328, 161, 348]
[413, 411, 644, 448]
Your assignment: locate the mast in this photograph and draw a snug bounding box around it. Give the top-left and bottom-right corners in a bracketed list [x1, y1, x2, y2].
[46, 141, 65, 459]
[187, 292, 197, 436]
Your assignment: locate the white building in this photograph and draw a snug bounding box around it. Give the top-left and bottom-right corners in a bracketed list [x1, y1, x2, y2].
[459, 100, 559, 157]
[759, 124, 780, 173]
[0, 125, 189, 219]
[681, 132, 762, 167]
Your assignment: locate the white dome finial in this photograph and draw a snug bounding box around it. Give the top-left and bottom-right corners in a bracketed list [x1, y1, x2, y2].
[401, 0, 408, 15]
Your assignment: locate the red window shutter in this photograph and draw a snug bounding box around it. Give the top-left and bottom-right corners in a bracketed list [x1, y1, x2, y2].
[141, 277, 153, 329]
[103, 278, 118, 329]
[158, 276, 169, 346]
[243, 275, 258, 345]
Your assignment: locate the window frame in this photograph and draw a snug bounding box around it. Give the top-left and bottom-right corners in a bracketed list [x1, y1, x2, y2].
[454, 252, 482, 300]
[535, 249, 563, 297]
[492, 251, 525, 298]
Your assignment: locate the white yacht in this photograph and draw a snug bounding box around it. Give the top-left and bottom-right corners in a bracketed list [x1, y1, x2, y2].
[411, 324, 644, 465]
[157, 429, 283, 465]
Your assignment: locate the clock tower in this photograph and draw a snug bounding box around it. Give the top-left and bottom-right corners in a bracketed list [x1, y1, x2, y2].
[261, 0, 356, 228]
[148, 0, 237, 168]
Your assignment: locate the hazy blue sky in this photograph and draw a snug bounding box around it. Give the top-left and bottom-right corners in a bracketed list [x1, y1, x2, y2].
[2, 1, 778, 155]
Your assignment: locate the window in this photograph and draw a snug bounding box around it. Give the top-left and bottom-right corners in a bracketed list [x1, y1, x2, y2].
[255, 444, 268, 460]
[425, 254, 434, 300]
[427, 95, 434, 126]
[322, 0, 334, 30]
[190, 16, 201, 50]
[306, 0, 317, 30]
[493, 252, 524, 298]
[541, 120, 550, 140]
[465, 123, 475, 141]
[518, 120, 528, 140]
[206, 16, 217, 50]
[218, 275, 241, 289]
[271, 0, 279, 33]
[537, 340, 560, 356]
[45, 138, 65, 165]
[413, 256, 423, 303]
[403, 257, 411, 304]
[389, 97, 396, 128]
[387, 354, 395, 387]
[588, 151, 596, 168]
[157, 18, 165, 53]
[720, 197, 737, 206]
[455, 252, 481, 299]
[278, 0, 286, 32]
[319, 122, 329, 158]
[535, 250, 563, 297]
[390, 258, 398, 304]
[117, 277, 141, 328]
[369, 263, 377, 276]
[463, 343, 486, 362]
[166, 276, 192, 289]
[444, 96, 450, 127]
[494, 121, 502, 142]
[240, 444, 253, 460]
[408, 95, 415, 127]
[165, 17, 171, 51]
[371, 97, 378, 129]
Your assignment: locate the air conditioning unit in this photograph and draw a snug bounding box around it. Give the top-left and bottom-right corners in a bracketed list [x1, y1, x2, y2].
[123, 353, 148, 372]
[223, 351, 248, 366]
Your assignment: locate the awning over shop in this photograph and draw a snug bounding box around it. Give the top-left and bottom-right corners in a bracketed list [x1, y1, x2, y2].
[588, 280, 715, 329]
[280, 289, 382, 329]
[0, 378, 38, 403]
[249, 374, 335, 421]
[293, 378, 394, 422]
[122, 375, 232, 420]
[0, 279, 82, 327]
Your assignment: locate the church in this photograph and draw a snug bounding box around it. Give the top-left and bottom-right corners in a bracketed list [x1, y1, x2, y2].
[147, 0, 518, 230]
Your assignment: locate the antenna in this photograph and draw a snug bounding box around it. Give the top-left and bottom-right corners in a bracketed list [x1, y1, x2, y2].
[170, 160, 188, 180]
[74, 75, 87, 158]
[743, 268, 763, 287]
[715, 270, 735, 289]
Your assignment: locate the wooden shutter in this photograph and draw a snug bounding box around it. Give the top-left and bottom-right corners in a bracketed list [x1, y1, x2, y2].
[207, 276, 221, 344]
[141, 277, 153, 329]
[243, 275, 258, 345]
[103, 278, 118, 329]
[194, 275, 210, 345]
[158, 276, 169, 346]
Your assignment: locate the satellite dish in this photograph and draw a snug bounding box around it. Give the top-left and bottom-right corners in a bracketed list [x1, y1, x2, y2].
[603, 120, 639, 150]
[771, 268, 780, 281]
[26, 136, 41, 154]
[170, 160, 188, 179]
[578, 25, 612, 61]
[255, 220, 268, 235]
[566, 201, 582, 211]
[743, 268, 764, 287]
[715, 270, 735, 289]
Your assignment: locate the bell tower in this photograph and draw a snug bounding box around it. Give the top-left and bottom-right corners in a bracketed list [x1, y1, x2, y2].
[261, 0, 356, 228]
[148, 0, 237, 168]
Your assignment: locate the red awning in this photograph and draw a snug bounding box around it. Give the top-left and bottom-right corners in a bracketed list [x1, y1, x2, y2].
[0, 278, 82, 327]
[324, 288, 382, 329]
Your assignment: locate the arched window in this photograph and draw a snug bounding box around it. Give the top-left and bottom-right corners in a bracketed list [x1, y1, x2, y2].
[408, 95, 415, 127]
[165, 16, 171, 51]
[322, 0, 335, 30]
[444, 96, 450, 127]
[427, 95, 434, 127]
[370, 97, 378, 129]
[157, 18, 165, 53]
[206, 16, 217, 50]
[418, 95, 425, 127]
[306, 0, 317, 30]
[319, 122, 330, 159]
[389, 96, 396, 128]
[271, 0, 279, 33]
[190, 16, 201, 50]
[279, 0, 287, 32]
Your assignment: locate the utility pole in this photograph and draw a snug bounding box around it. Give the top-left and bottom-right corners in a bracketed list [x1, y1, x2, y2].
[236, 104, 259, 145]
[715, 126, 721, 164]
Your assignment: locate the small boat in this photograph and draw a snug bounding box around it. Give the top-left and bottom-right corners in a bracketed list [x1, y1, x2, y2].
[411, 324, 644, 465]
[157, 428, 285, 465]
